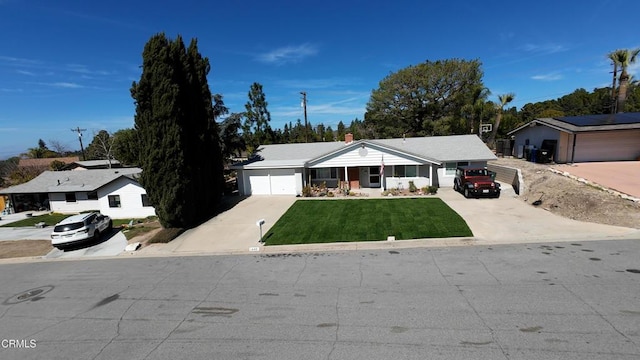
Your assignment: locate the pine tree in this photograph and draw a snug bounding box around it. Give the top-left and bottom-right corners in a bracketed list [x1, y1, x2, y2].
[131, 33, 223, 229]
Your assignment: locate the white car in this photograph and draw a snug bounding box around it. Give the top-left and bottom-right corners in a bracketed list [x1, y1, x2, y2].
[51, 213, 112, 250]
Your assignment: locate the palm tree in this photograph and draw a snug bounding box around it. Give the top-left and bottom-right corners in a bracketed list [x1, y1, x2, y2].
[462, 86, 491, 135]
[487, 93, 515, 147]
[610, 48, 640, 113]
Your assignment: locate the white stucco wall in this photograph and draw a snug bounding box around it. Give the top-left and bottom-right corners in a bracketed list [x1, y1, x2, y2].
[49, 192, 100, 214]
[98, 177, 156, 218]
[50, 177, 156, 218]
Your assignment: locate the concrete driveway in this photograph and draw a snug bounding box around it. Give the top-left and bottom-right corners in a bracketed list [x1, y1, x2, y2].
[44, 230, 128, 259]
[438, 187, 640, 245]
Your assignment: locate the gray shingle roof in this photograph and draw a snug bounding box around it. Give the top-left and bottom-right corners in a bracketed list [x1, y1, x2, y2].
[0, 168, 142, 194]
[234, 135, 495, 169]
[369, 135, 496, 162]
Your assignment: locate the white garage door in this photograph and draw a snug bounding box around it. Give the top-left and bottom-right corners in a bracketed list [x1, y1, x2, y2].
[574, 130, 640, 162]
[247, 170, 271, 195]
[246, 169, 297, 195]
[270, 169, 297, 195]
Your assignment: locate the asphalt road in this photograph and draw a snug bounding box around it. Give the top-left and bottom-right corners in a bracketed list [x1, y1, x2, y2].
[1, 239, 639, 360]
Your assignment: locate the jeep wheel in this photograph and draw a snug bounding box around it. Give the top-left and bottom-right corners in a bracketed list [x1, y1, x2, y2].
[107, 220, 113, 232]
[464, 188, 470, 198]
[93, 230, 100, 241]
[453, 182, 459, 192]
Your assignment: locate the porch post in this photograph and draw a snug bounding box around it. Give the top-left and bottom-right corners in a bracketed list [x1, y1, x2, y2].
[429, 165, 433, 186]
[344, 166, 349, 189]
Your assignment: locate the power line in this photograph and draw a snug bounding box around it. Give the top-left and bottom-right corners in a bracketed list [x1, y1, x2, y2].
[71, 127, 87, 160]
[300, 91, 308, 143]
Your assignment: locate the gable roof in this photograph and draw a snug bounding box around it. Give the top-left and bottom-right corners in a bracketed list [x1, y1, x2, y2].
[508, 112, 640, 135]
[369, 135, 495, 163]
[0, 168, 142, 195]
[233, 135, 496, 169]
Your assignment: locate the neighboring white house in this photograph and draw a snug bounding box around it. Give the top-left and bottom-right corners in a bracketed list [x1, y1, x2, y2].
[231, 134, 497, 196]
[508, 113, 640, 163]
[0, 168, 156, 219]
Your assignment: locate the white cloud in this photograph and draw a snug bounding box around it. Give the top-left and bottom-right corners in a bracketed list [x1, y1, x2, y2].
[520, 43, 567, 54]
[16, 69, 35, 76]
[257, 44, 318, 65]
[50, 82, 84, 89]
[531, 73, 563, 81]
[276, 78, 359, 89]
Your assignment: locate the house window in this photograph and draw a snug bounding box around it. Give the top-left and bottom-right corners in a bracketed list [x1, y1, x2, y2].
[65, 193, 76, 202]
[108, 195, 121, 208]
[392, 165, 417, 177]
[445, 162, 469, 176]
[141, 194, 152, 207]
[87, 191, 98, 200]
[311, 168, 337, 179]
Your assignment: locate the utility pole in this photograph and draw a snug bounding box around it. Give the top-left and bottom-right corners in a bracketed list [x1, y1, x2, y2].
[300, 91, 308, 142]
[71, 127, 87, 160]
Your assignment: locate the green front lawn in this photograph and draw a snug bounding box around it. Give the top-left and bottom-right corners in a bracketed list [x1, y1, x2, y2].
[0, 213, 69, 228]
[263, 198, 472, 245]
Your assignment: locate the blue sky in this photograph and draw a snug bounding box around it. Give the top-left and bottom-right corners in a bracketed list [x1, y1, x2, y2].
[1, 0, 638, 159]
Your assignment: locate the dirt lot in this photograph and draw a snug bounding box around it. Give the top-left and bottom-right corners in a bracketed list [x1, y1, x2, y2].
[0, 240, 53, 259]
[494, 158, 640, 229]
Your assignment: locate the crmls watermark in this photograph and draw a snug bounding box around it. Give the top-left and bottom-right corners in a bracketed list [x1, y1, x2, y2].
[2, 339, 37, 349]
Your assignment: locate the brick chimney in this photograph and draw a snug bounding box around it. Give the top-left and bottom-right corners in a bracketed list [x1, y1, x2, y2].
[345, 133, 354, 144]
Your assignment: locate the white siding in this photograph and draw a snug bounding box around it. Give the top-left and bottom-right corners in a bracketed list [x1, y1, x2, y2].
[98, 177, 156, 219]
[573, 130, 640, 162]
[49, 192, 100, 214]
[311, 146, 420, 168]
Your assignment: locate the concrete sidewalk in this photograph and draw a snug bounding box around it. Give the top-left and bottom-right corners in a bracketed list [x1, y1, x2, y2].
[136, 188, 640, 257]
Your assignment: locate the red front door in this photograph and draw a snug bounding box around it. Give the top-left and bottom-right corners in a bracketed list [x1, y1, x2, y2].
[347, 167, 360, 189]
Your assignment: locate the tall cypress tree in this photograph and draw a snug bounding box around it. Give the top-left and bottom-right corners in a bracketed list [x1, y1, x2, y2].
[131, 33, 223, 229]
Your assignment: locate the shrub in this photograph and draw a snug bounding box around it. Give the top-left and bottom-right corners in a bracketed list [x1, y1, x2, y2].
[408, 181, 417, 192]
[302, 185, 312, 197]
[147, 227, 184, 244]
[428, 186, 438, 194]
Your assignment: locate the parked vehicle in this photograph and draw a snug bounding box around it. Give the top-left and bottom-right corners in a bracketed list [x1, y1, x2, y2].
[50, 212, 112, 250]
[453, 166, 500, 198]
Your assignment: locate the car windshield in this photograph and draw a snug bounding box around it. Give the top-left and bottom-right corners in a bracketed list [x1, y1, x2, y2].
[54, 222, 84, 232]
[467, 169, 488, 176]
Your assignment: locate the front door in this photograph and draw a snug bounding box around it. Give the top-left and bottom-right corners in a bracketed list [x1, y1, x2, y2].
[369, 166, 380, 188]
[347, 167, 360, 189]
